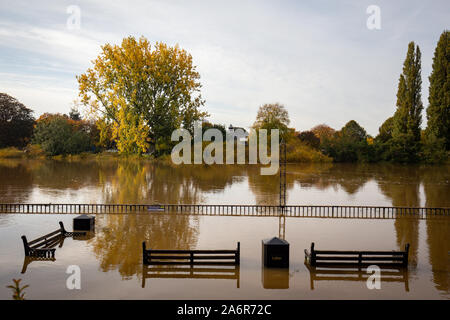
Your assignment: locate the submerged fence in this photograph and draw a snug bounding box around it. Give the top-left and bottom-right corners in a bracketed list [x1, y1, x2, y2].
[0, 203, 449, 219]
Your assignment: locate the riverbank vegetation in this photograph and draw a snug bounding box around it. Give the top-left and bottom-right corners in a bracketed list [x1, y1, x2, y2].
[0, 31, 448, 163]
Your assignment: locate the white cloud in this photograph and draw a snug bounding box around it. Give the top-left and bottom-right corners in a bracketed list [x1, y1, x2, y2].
[0, 0, 448, 134]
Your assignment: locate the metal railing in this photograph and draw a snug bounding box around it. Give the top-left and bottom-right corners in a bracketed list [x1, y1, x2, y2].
[0, 203, 449, 219]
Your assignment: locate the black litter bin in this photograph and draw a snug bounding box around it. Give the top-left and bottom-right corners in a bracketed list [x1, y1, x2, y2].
[73, 230, 96, 241]
[73, 214, 95, 231]
[262, 237, 289, 268]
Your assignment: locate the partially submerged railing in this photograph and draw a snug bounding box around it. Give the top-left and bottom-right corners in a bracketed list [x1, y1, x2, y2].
[1, 203, 449, 219]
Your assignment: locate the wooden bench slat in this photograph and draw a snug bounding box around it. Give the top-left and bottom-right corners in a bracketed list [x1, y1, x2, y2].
[190, 255, 237, 260]
[315, 250, 405, 255]
[30, 234, 63, 249]
[143, 241, 240, 266]
[39, 237, 63, 249]
[149, 255, 190, 260]
[146, 261, 238, 266]
[28, 229, 62, 245]
[148, 249, 237, 254]
[315, 256, 362, 261]
[305, 242, 409, 267]
[22, 222, 87, 258]
[143, 274, 238, 280]
[144, 267, 238, 273]
[315, 256, 404, 261]
[149, 255, 236, 260]
[312, 276, 406, 282]
[310, 264, 404, 270]
[314, 262, 405, 267]
[312, 268, 404, 275]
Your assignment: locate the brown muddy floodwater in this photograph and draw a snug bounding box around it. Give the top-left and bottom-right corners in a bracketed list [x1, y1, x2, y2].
[0, 159, 449, 299]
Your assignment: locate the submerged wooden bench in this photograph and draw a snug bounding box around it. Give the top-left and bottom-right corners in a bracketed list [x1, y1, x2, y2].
[304, 263, 409, 291]
[304, 242, 409, 267]
[21, 222, 86, 258]
[142, 242, 240, 266]
[142, 264, 240, 288]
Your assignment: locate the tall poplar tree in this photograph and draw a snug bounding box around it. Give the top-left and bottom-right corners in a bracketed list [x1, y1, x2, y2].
[390, 42, 423, 162]
[425, 30, 449, 151]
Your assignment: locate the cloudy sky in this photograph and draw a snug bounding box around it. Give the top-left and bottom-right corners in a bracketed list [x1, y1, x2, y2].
[0, 0, 448, 135]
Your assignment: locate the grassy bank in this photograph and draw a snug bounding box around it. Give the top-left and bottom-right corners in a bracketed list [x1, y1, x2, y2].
[0, 142, 331, 163]
[0, 146, 46, 159]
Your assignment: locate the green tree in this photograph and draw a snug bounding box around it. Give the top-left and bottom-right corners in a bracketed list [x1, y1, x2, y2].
[390, 42, 424, 162]
[311, 124, 336, 143]
[77, 36, 208, 155]
[32, 113, 91, 156]
[340, 120, 367, 142]
[202, 121, 226, 136]
[425, 30, 449, 151]
[0, 93, 35, 148]
[69, 107, 81, 121]
[322, 120, 373, 162]
[252, 103, 290, 140]
[297, 131, 320, 149]
[376, 116, 394, 143]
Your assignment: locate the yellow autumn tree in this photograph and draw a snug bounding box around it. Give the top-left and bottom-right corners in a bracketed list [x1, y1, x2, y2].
[77, 36, 208, 155]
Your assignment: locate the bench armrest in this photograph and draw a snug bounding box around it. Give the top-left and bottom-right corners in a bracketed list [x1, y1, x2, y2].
[304, 249, 310, 259]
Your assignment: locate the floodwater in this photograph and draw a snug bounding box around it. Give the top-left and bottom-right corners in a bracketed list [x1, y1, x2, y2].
[0, 159, 448, 299]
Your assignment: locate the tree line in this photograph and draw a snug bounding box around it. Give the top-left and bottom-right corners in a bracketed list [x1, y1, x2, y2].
[264, 31, 449, 163]
[0, 31, 448, 162]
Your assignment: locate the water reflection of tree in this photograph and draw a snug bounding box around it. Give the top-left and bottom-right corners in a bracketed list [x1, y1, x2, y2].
[247, 163, 371, 205]
[0, 160, 34, 202]
[2, 159, 449, 291]
[247, 165, 284, 205]
[30, 159, 104, 190]
[376, 164, 421, 267]
[91, 214, 199, 279]
[290, 163, 369, 195]
[99, 161, 247, 204]
[91, 162, 248, 279]
[422, 165, 450, 293]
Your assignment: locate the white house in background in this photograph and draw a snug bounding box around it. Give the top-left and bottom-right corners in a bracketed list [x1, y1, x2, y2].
[228, 124, 249, 143]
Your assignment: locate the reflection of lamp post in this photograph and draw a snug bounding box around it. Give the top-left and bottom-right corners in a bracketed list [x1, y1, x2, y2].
[279, 215, 285, 240]
[279, 138, 286, 239]
[279, 139, 286, 209]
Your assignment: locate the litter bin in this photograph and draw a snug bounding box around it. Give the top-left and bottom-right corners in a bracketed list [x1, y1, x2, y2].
[73, 230, 96, 241]
[73, 214, 95, 231]
[262, 237, 289, 268]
